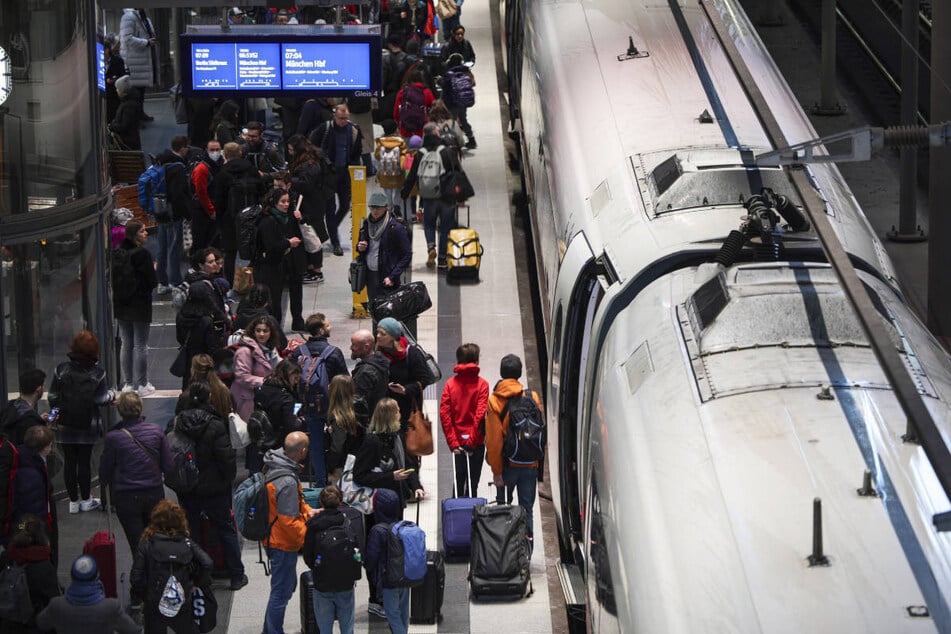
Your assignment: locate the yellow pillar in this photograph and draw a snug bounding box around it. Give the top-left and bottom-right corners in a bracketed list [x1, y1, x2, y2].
[350, 165, 370, 318]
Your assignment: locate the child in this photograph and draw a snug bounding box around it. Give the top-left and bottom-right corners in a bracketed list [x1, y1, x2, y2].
[374, 119, 408, 214]
[439, 343, 489, 497]
[402, 135, 423, 225]
[363, 488, 404, 627]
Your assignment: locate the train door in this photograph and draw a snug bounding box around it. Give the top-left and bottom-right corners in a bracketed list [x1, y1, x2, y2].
[548, 234, 601, 562]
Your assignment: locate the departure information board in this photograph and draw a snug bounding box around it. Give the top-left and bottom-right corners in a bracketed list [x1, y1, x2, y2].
[180, 33, 382, 98]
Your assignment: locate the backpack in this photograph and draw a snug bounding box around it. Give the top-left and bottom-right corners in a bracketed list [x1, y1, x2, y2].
[51, 365, 99, 430]
[0, 561, 31, 624]
[138, 164, 170, 221]
[171, 278, 215, 311]
[233, 471, 283, 541]
[447, 69, 475, 107]
[111, 246, 139, 305]
[163, 161, 195, 221]
[383, 520, 427, 588]
[165, 420, 201, 494]
[378, 145, 405, 189]
[227, 174, 261, 219]
[247, 407, 277, 450]
[501, 390, 546, 466]
[416, 146, 446, 199]
[145, 537, 195, 616]
[236, 204, 265, 261]
[312, 515, 362, 591]
[398, 84, 428, 132]
[298, 345, 335, 413]
[437, 123, 461, 156]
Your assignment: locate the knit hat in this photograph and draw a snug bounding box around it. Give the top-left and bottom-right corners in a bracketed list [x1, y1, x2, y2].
[408, 135, 423, 149]
[377, 317, 402, 339]
[115, 75, 133, 97]
[500, 354, 522, 379]
[71, 555, 99, 581]
[381, 119, 399, 136]
[368, 191, 388, 208]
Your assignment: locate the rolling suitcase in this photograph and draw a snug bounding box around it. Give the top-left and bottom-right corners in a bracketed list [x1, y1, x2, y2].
[83, 510, 118, 598]
[441, 457, 486, 558]
[300, 569, 318, 634]
[410, 550, 445, 624]
[447, 206, 483, 282]
[468, 502, 533, 599]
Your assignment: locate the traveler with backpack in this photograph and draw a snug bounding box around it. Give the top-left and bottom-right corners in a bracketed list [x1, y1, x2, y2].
[356, 193, 413, 310]
[353, 398, 421, 516]
[393, 69, 435, 139]
[49, 330, 116, 514]
[240, 121, 287, 177]
[0, 369, 49, 447]
[440, 53, 477, 150]
[439, 343, 489, 497]
[149, 135, 195, 294]
[114, 220, 159, 396]
[170, 382, 248, 592]
[325, 376, 366, 479]
[175, 251, 230, 391]
[440, 25, 476, 67]
[261, 431, 318, 634]
[400, 122, 462, 269]
[130, 499, 214, 634]
[36, 554, 139, 634]
[99, 391, 171, 554]
[256, 187, 307, 331]
[212, 142, 264, 285]
[302, 485, 362, 634]
[427, 101, 465, 160]
[485, 354, 545, 541]
[252, 361, 305, 459]
[374, 119, 408, 212]
[289, 313, 349, 487]
[349, 329, 392, 428]
[375, 318, 434, 436]
[232, 315, 282, 428]
[11, 426, 58, 568]
[0, 514, 60, 632]
[389, 0, 429, 48]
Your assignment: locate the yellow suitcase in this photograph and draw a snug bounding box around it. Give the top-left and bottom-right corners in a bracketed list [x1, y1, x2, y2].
[446, 206, 483, 281]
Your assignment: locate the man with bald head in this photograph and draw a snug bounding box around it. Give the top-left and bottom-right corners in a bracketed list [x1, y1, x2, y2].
[350, 328, 391, 424]
[262, 431, 318, 633]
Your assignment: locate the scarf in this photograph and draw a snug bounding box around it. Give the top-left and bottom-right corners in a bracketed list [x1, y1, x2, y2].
[65, 578, 107, 606]
[270, 207, 290, 225]
[381, 337, 410, 362]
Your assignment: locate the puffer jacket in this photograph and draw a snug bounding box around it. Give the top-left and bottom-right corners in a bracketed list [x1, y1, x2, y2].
[100, 416, 171, 491]
[231, 338, 278, 422]
[254, 383, 303, 448]
[48, 354, 113, 445]
[351, 352, 391, 425]
[119, 8, 155, 87]
[439, 362, 488, 450]
[363, 488, 401, 599]
[262, 448, 312, 552]
[173, 404, 236, 497]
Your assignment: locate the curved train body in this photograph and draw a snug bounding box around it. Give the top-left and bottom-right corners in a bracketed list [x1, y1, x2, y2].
[502, 0, 951, 631]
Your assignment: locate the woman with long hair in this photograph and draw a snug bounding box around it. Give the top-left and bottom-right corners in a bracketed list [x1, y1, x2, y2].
[211, 99, 242, 145]
[255, 187, 307, 331]
[0, 514, 60, 633]
[177, 353, 233, 419]
[352, 398, 420, 516]
[325, 375, 365, 479]
[426, 99, 465, 159]
[252, 360, 304, 456]
[289, 148, 333, 284]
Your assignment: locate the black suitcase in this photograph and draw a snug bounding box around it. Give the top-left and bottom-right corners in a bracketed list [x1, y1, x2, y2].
[468, 504, 533, 599]
[410, 550, 445, 624]
[371, 280, 432, 321]
[300, 570, 318, 634]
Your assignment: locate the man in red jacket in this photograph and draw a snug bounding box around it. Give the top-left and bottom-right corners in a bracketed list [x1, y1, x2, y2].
[439, 343, 489, 497]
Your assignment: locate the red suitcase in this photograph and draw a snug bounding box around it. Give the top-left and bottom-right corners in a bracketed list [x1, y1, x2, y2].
[83, 530, 117, 598]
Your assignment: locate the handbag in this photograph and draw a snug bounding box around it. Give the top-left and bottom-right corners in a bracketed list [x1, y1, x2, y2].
[451, 169, 476, 203]
[228, 412, 250, 449]
[406, 405, 434, 457]
[169, 345, 189, 378]
[349, 259, 368, 293]
[300, 222, 322, 253]
[370, 281, 432, 322]
[338, 453, 377, 514]
[192, 585, 218, 633]
[233, 266, 254, 295]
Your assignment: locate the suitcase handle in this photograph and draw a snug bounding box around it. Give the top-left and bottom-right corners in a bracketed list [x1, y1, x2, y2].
[451, 449, 476, 498]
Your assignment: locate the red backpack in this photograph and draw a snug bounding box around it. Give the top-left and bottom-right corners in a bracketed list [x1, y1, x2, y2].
[399, 85, 428, 132]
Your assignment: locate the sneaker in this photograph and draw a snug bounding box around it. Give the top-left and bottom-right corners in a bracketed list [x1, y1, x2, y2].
[69, 501, 80, 514]
[137, 383, 156, 397]
[120, 383, 134, 393]
[367, 602, 386, 618]
[465, 138, 478, 150]
[333, 246, 344, 256]
[229, 574, 249, 591]
[437, 259, 448, 270]
[426, 247, 437, 269]
[156, 284, 171, 295]
[313, 271, 324, 283]
[79, 498, 101, 512]
[302, 271, 324, 284]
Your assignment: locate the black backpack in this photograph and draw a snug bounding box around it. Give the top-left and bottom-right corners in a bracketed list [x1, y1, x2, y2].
[236, 204, 264, 261]
[312, 514, 362, 591]
[51, 365, 99, 430]
[0, 561, 31, 624]
[227, 174, 261, 219]
[165, 419, 201, 494]
[111, 246, 138, 304]
[144, 537, 195, 612]
[247, 407, 277, 450]
[501, 390, 546, 466]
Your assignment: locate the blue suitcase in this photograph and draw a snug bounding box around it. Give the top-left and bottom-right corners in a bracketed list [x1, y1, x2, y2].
[441, 458, 486, 558]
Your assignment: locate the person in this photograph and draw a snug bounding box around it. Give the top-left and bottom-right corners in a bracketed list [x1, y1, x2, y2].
[190, 139, 224, 254]
[36, 554, 139, 634]
[308, 103, 365, 256]
[302, 485, 359, 634]
[11, 425, 58, 568]
[380, 37, 409, 123]
[152, 135, 193, 293]
[348, 329, 391, 427]
[182, 247, 230, 324]
[175, 251, 229, 391]
[240, 120, 286, 176]
[393, 69, 435, 139]
[130, 500, 213, 634]
[261, 431, 318, 634]
[253, 359, 304, 450]
[48, 330, 115, 514]
[288, 147, 334, 284]
[401, 121, 462, 269]
[439, 54, 477, 150]
[0, 515, 60, 633]
[100, 391, 171, 555]
[115, 220, 158, 395]
[373, 119, 408, 212]
[296, 97, 334, 140]
[177, 354, 234, 420]
[402, 135, 423, 224]
[325, 375, 365, 479]
[289, 313, 349, 486]
[212, 141, 264, 284]
[427, 100, 465, 159]
[375, 318, 433, 435]
[172, 382, 248, 592]
[108, 75, 141, 150]
[231, 313, 281, 471]
[211, 99, 242, 145]
[256, 187, 306, 330]
[389, 0, 429, 47]
[440, 24, 476, 66]
[440, 343, 489, 496]
[436, 0, 462, 41]
[119, 7, 157, 121]
[353, 398, 421, 516]
[102, 34, 127, 125]
[485, 354, 544, 540]
[363, 487, 410, 632]
[0, 369, 48, 447]
[355, 192, 412, 309]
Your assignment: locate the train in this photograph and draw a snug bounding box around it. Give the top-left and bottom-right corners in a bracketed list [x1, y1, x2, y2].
[500, 0, 951, 631]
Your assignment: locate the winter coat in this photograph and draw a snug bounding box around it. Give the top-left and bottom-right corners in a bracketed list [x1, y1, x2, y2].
[0, 437, 16, 540]
[0, 400, 44, 446]
[113, 238, 157, 322]
[257, 209, 307, 278]
[381, 340, 434, 430]
[289, 162, 333, 242]
[48, 355, 113, 445]
[297, 98, 334, 140]
[104, 53, 127, 123]
[363, 488, 401, 599]
[253, 383, 303, 447]
[173, 404, 236, 497]
[357, 214, 412, 282]
[389, 0, 430, 45]
[36, 595, 139, 634]
[175, 312, 227, 384]
[400, 132, 461, 203]
[262, 448, 312, 552]
[0, 545, 60, 634]
[440, 36, 476, 65]
[485, 378, 544, 475]
[351, 353, 391, 426]
[239, 140, 286, 174]
[231, 337, 278, 422]
[302, 508, 358, 592]
[100, 416, 171, 492]
[191, 158, 221, 217]
[353, 431, 416, 507]
[119, 8, 155, 87]
[309, 120, 364, 167]
[212, 157, 263, 248]
[439, 363, 488, 450]
[108, 93, 141, 150]
[10, 447, 56, 552]
[326, 417, 365, 476]
[130, 533, 212, 618]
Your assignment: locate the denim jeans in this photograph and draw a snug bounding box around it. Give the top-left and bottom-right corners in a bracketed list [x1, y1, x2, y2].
[264, 548, 299, 634]
[304, 413, 328, 487]
[117, 319, 150, 388]
[326, 169, 352, 248]
[155, 219, 184, 286]
[382, 586, 410, 634]
[314, 589, 355, 634]
[422, 198, 456, 260]
[499, 464, 538, 537]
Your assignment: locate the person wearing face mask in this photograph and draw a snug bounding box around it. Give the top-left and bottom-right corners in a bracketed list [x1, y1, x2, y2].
[191, 139, 224, 254]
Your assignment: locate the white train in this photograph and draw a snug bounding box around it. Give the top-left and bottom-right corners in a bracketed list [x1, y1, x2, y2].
[501, 0, 951, 631]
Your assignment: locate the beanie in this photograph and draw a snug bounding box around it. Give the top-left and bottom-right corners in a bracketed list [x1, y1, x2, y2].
[408, 135, 423, 149]
[377, 317, 402, 339]
[500, 354, 522, 380]
[71, 555, 99, 581]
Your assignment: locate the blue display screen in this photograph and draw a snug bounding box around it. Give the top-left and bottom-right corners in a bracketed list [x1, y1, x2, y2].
[282, 43, 371, 90]
[97, 41, 106, 92]
[191, 42, 281, 91]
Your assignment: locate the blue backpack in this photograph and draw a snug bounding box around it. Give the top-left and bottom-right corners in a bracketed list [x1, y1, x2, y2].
[298, 345, 336, 413]
[384, 520, 427, 588]
[137, 164, 170, 221]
